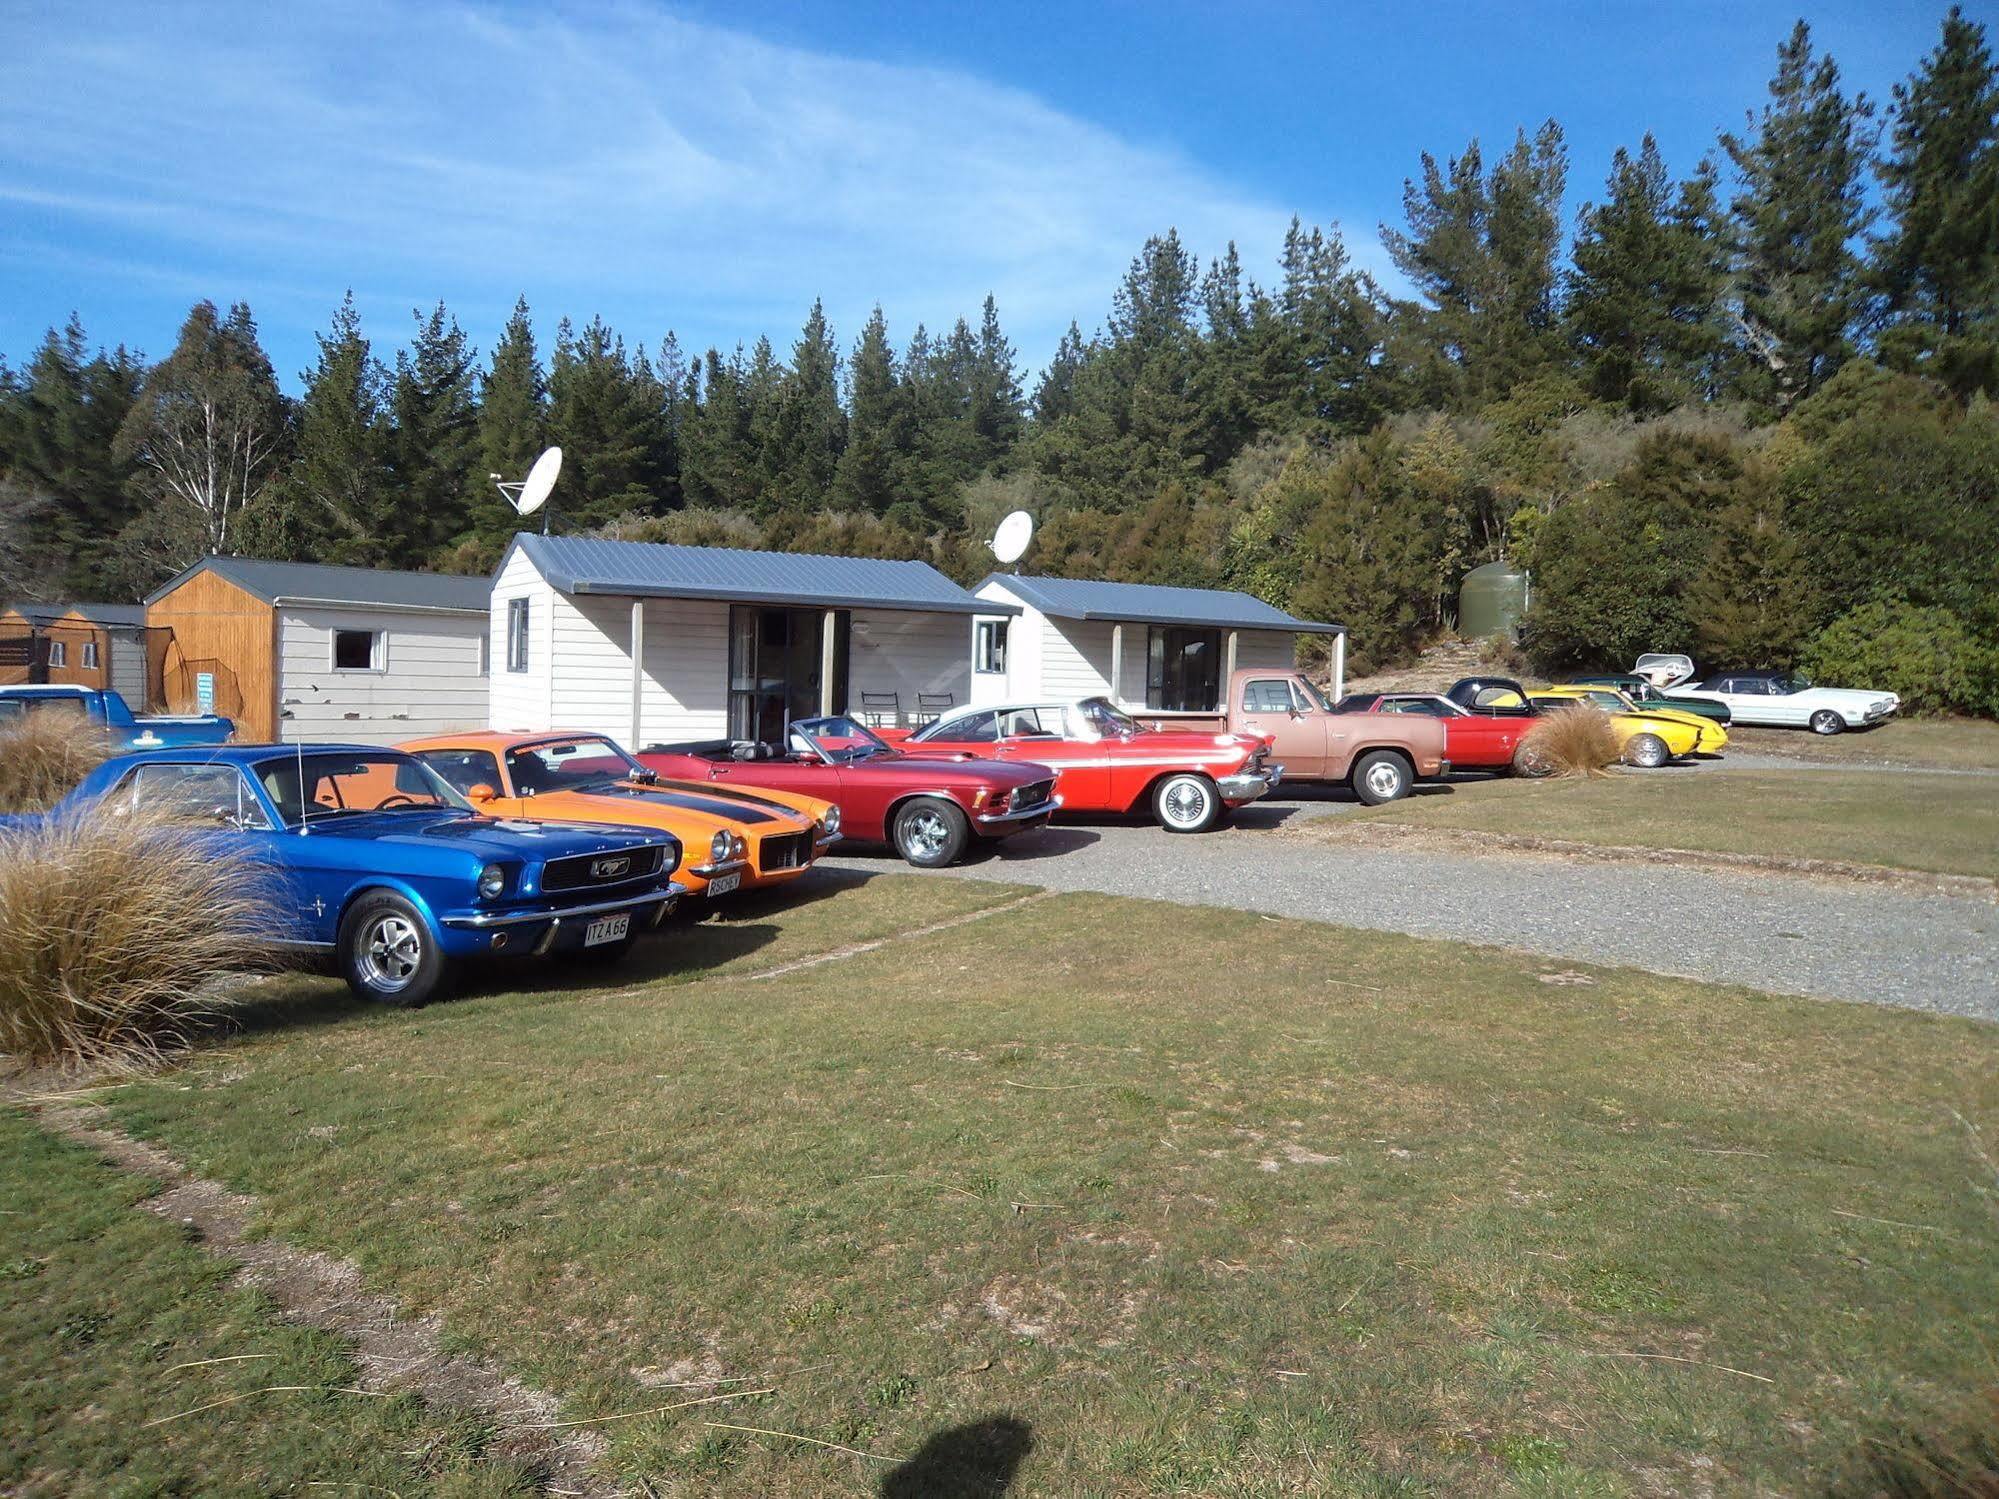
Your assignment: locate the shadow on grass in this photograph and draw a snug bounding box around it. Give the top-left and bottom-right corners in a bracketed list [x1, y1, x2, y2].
[880, 1415, 1033, 1498]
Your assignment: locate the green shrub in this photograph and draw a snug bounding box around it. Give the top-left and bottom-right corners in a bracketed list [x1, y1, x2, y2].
[1802, 600, 1999, 717]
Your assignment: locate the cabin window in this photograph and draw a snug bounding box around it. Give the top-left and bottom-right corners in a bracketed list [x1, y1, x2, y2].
[47, 641, 66, 668]
[974, 618, 1008, 675]
[1146, 626, 1222, 713]
[506, 598, 530, 672]
[81, 641, 99, 669]
[332, 629, 383, 671]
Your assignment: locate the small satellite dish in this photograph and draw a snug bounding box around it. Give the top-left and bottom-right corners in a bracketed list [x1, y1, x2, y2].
[989, 509, 1033, 566]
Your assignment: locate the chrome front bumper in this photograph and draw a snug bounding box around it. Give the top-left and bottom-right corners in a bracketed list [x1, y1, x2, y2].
[441, 883, 686, 930]
[1216, 770, 1277, 802]
[686, 857, 749, 879]
[975, 794, 1064, 826]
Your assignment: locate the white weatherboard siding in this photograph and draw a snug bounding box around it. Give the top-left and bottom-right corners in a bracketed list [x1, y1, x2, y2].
[554, 592, 730, 746]
[851, 608, 970, 719]
[278, 607, 488, 744]
[489, 547, 554, 733]
[1233, 630, 1301, 676]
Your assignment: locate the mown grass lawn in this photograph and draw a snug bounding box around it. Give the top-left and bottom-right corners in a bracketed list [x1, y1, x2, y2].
[1345, 768, 1999, 880]
[1727, 716, 1999, 772]
[11, 871, 1999, 1495]
[0, 1108, 539, 1498]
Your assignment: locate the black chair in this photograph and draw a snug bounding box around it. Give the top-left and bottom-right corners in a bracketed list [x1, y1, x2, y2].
[859, 691, 901, 728]
[914, 691, 954, 727]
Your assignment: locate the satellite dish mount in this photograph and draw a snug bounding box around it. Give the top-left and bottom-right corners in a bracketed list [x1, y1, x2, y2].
[493, 446, 563, 534]
[988, 509, 1034, 570]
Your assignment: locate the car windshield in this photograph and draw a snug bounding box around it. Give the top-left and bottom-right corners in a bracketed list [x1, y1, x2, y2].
[1075, 697, 1139, 738]
[788, 716, 893, 764]
[507, 737, 645, 794]
[257, 751, 472, 826]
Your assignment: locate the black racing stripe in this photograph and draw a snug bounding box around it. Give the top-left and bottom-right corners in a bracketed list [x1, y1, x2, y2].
[649, 778, 812, 821]
[598, 786, 785, 824]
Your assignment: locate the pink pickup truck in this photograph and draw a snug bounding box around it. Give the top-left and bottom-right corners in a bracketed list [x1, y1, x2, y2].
[1134, 668, 1449, 804]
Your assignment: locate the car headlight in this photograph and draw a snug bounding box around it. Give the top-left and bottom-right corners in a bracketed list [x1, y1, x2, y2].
[820, 805, 841, 837]
[709, 830, 736, 865]
[478, 863, 506, 899]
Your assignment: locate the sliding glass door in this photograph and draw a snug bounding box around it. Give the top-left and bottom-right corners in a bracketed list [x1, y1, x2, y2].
[727, 606, 849, 743]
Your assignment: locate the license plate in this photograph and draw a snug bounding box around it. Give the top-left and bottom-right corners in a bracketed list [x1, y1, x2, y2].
[706, 872, 742, 897]
[584, 913, 630, 946]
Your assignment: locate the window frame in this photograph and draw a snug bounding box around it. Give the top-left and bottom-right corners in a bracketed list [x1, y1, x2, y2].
[81, 640, 99, 670]
[506, 598, 531, 673]
[116, 762, 274, 830]
[973, 618, 1009, 675]
[46, 640, 66, 668]
[330, 628, 385, 673]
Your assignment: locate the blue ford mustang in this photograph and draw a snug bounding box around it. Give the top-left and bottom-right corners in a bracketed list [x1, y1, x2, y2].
[20, 744, 685, 1006]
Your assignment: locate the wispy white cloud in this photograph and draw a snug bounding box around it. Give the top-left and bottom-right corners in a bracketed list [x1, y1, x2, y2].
[0, 0, 1320, 375]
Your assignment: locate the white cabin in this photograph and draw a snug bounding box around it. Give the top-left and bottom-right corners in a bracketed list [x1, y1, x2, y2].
[489, 533, 1012, 746]
[968, 575, 1346, 715]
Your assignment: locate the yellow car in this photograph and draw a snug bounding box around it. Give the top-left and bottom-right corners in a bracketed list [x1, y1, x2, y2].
[1527, 686, 1728, 767]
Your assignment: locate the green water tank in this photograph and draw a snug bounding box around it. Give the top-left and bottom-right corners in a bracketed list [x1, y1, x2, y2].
[1459, 560, 1530, 640]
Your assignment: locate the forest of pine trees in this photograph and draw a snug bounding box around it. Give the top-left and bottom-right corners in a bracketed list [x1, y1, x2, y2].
[2, 13, 1995, 710]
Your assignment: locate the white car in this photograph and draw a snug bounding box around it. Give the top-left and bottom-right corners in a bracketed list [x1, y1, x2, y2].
[1639, 658, 1899, 735]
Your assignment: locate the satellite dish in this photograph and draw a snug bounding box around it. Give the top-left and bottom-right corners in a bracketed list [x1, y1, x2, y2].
[494, 447, 563, 531]
[989, 509, 1034, 566]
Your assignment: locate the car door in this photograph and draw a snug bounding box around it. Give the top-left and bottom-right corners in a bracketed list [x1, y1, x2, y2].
[1236, 676, 1330, 778]
[119, 761, 316, 943]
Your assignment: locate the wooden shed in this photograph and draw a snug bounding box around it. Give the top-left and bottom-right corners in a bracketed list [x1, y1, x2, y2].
[145, 558, 492, 744]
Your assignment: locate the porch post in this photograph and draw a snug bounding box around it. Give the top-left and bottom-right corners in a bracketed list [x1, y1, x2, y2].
[1331, 630, 1347, 702]
[1109, 622, 1124, 704]
[819, 608, 837, 715]
[629, 598, 645, 749]
[1225, 630, 1239, 692]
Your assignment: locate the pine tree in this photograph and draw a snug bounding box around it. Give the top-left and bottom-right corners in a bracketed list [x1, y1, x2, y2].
[970, 294, 1023, 462]
[1272, 221, 1383, 431]
[680, 346, 758, 512]
[833, 307, 904, 513]
[251, 293, 391, 564]
[388, 302, 478, 558]
[766, 300, 846, 509]
[1567, 138, 1730, 411]
[1689, 480, 1812, 667]
[1031, 323, 1086, 426]
[6, 317, 143, 596]
[1721, 21, 1876, 410]
[467, 296, 546, 544]
[546, 316, 670, 526]
[1381, 122, 1568, 407]
[1872, 5, 1999, 395]
[114, 301, 287, 564]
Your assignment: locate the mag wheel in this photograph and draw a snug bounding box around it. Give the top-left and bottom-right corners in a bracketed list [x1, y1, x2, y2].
[1153, 773, 1221, 833]
[892, 796, 970, 868]
[1624, 732, 1670, 768]
[1809, 709, 1845, 735]
[338, 892, 449, 1007]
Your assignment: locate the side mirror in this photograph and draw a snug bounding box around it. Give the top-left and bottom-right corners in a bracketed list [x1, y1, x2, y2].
[466, 783, 498, 804]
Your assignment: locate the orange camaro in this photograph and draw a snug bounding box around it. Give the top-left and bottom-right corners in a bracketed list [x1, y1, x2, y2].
[398, 730, 840, 901]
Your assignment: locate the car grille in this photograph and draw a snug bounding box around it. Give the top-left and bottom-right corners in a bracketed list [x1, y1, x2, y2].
[1010, 779, 1055, 812]
[758, 830, 813, 874]
[543, 843, 667, 893]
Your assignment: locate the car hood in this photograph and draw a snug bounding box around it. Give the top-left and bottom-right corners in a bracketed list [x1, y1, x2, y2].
[1800, 687, 1899, 710]
[530, 783, 810, 830]
[301, 810, 673, 861]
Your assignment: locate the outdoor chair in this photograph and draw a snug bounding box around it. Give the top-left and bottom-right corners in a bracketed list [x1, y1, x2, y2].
[914, 691, 954, 727]
[859, 691, 901, 728]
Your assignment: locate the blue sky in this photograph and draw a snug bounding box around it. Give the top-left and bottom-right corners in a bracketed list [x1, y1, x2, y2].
[0, 1, 1979, 389]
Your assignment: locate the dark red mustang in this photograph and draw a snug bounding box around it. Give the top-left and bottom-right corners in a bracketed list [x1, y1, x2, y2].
[637, 716, 1060, 868]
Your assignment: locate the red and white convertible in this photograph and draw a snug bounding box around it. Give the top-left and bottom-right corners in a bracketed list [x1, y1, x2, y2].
[891, 697, 1280, 833]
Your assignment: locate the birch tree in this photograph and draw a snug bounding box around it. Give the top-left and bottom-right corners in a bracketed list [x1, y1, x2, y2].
[114, 301, 288, 558]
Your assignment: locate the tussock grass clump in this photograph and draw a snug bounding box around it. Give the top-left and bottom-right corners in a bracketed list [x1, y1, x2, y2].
[0, 713, 109, 813]
[0, 807, 277, 1069]
[1518, 704, 1621, 779]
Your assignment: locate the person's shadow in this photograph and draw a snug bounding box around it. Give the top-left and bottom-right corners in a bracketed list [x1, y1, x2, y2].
[880, 1415, 1032, 1498]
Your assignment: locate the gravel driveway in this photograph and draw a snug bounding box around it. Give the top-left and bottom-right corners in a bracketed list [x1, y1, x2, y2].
[826, 787, 1997, 1022]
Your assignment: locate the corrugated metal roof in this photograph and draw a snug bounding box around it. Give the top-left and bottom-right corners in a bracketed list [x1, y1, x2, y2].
[146, 557, 492, 613]
[511, 533, 1013, 615]
[5, 601, 147, 626]
[978, 574, 1344, 635]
